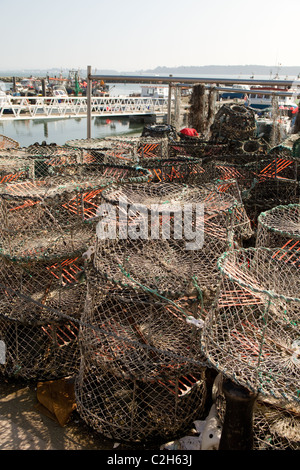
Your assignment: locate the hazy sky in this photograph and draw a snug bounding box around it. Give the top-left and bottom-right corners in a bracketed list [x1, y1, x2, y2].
[1, 0, 299, 72]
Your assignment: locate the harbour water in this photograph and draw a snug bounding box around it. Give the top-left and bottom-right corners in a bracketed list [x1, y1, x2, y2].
[0, 82, 146, 147]
[0, 116, 144, 148]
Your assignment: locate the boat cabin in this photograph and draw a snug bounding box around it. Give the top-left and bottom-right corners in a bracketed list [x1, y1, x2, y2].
[141, 85, 169, 99]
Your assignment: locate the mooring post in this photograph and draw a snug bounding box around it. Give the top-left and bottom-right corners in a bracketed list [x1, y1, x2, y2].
[87, 65, 92, 139]
[218, 378, 258, 450]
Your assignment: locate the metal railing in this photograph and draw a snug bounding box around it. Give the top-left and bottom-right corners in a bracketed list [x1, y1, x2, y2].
[86, 65, 300, 137]
[0, 95, 168, 119]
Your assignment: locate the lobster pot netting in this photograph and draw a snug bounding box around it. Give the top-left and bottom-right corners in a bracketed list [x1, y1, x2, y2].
[168, 140, 230, 159]
[215, 151, 298, 191]
[213, 374, 300, 450]
[66, 136, 169, 167]
[0, 157, 34, 184]
[75, 276, 207, 442]
[0, 134, 20, 150]
[75, 364, 207, 443]
[256, 204, 300, 250]
[80, 275, 206, 380]
[202, 247, 300, 404]
[0, 251, 87, 380]
[137, 157, 211, 185]
[210, 104, 256, 142]
[0, 178, 99, 258]
[0, 165, 149, 258]
[94, 181, 251, 303]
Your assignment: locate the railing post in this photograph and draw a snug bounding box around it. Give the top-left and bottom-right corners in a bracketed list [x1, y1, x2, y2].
[87, 65, 92, 139]
[167, 81, 172, 125]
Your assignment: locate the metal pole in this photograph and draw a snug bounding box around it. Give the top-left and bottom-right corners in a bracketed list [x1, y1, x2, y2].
[167, 82, 172, 125]
[87, 65, 92, 139]
[219, 378, 258, 450]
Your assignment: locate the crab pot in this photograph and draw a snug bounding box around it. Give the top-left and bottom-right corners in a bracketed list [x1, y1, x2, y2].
[210, 104, 256, 142]
[202, 247, 300, 405]
[0, 301, 81, 381]
[75, 368, 207, 443]
[0, 157, 33, 184]
[80, 277, 205, 380]
[66, 136, 168, 167]
[141, 157, 209, 184]
[96, 181, 251, 300]
[256, 204, 300, 251]
[218, 378, 258, 450]
[244, 178, 299, 227]
[168, 140, 229, 160]
[0, 165, 149, 258]
[75, 361, 207, 443]
[0, 134, 20, 150]
[0, 251, 86, 381]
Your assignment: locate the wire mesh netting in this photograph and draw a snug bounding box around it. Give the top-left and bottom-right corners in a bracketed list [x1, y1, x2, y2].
[74, 273, 208, 442]
[0, 160, 150, 382]
[210, 104, 257, 142]
[0, 134, 20, 150]
[256, 204, 300, 250]
[0, 156, 34, 184]
[0, 250, 86, 380]
[73, 180, 251, 441]
[0, 122, 299, 447]
[202, 247, 300, 404]
[94, 181, 251, 297]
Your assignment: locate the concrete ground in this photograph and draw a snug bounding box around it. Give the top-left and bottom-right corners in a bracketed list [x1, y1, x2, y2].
[0, 378, 119, 450]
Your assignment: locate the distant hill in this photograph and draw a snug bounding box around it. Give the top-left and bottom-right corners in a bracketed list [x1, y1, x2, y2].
[1, 65, 300, 79]
[140, 65, 300, 77]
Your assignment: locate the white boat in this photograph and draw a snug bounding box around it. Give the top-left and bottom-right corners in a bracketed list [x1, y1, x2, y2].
[0, 81, 12, 110]
[246, 86, 298, 112]
[51, 85, 68, 99]
[219, 84, 250, 100]
[141, 85, 169, 99]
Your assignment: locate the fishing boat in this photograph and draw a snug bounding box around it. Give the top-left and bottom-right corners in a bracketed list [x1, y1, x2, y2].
[0, 81, 13, 112]
[246, 86, 298, 112]
[141, 85, 169, 99]
[219, 84, 250, 100]
[51, 85, 69, 99]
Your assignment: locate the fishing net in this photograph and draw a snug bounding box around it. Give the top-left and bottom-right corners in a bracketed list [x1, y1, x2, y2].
[213, 374, 300, 450]
[0, 134, 20, 150]
[0, 156, 34, 184]
[75, 359, 207, 442]
[0, 250, 86, 381]
[210, 104, 256, 142]
[0, 165, 150, 258]
[66, 136, 168, 167]
[94, 181, 251, 296]
[73, 180, 250, 442]
[256, 204, 300, 250]
[202, 247, 300, 404]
